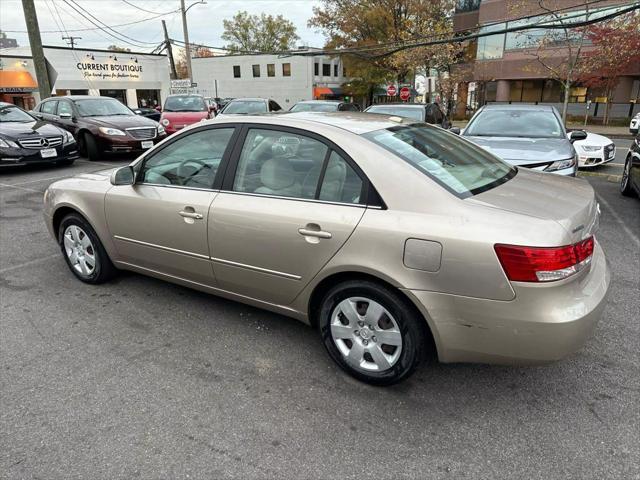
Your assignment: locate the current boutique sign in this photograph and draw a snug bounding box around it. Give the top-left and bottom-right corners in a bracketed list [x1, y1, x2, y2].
[75, 61, 143, 80]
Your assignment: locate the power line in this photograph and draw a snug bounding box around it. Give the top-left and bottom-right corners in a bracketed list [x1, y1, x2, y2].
[121, 0, 176, 15]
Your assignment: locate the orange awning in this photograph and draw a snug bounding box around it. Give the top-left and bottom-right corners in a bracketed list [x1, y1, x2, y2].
[0, 71, 38, 92]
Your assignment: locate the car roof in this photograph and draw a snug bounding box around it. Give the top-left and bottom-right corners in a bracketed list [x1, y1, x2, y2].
[482, 103, 554, 111]
[228, 98, 269, 102]
[213, 111, 417, 134]
[295, 100, 342, 104]
[367, 103, 428, 109]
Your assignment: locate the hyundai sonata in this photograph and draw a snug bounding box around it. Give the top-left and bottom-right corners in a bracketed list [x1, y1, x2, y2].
[43, 112, 610, 385]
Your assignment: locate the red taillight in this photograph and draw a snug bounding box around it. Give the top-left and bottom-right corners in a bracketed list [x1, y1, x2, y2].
[494, 236, 594, 282]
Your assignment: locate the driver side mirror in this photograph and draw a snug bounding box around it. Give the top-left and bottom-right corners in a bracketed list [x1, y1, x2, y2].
[449, 126, 461, 135]
[110, 166, 135, 186]
[569, 130, 587, 143]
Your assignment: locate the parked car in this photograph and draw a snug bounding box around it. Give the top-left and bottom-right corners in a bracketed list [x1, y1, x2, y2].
[630, 112, 639, 135]
[133, 107, 161, 122]
[160, 94, 214, 135]
[204, 97, 219, 115]
[217, 98, 282, 117]
[364, 102, 451, 129]
[569, 130, 616, 168]
[0, 102, 78, 168]
[290, 100, 361, 112]
[621, 132, 640, 197]
[32, 96, 166, 162]
[462, 104, 586, 176]
[43, 112, 610, 385]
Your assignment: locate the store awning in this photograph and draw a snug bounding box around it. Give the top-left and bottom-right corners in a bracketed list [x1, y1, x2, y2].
[314, 86, 343, 98]
[0, 71, 38, 93]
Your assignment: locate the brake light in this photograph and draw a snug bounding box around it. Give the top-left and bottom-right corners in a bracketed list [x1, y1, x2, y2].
[494, 236, 594, 282]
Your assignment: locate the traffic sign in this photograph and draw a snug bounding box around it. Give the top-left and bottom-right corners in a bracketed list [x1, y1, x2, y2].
[386, 84, 397, 96]
[399, 87, 411, 101]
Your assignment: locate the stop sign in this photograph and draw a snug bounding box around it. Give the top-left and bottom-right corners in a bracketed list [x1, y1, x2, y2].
[386, 84, 397, 96]
[400, 86, 411, 101]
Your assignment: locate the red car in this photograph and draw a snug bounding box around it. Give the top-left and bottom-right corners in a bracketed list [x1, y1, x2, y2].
[160, 94, 214, 134]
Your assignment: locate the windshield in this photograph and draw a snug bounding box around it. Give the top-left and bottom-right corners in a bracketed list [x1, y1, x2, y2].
[290, 102, 339, 112]
[465, 109, 564, 138]
[74, 98, 133, 117]
[366, 106, 424, 121]
[0, 106, 34, 123]
[222, 101, 267, 114]
[164, 95, 207, 112]
[363, 124, 516, 197]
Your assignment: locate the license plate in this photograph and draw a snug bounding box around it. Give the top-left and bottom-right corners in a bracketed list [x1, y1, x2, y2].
[40, 148, 57, 158]
[607, 150, 614, 159]
[141, 141, 154, 149]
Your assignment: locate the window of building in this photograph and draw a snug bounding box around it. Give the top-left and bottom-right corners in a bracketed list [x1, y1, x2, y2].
[334, 64, 338, 77]
[476, 23, 505, 60]
[252, 65, 260, 77]
[282, 63, 291, 77]
[267, 64, 275, 77]
[314, 62, 319, 76]
[322, 63, 331, 76]
[233, 65, 241, 78]
[343, 66, 347, 77]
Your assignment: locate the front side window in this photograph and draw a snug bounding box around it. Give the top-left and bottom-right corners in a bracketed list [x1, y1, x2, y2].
[252, 65, 260, 77]
[139, 128, 235, 188]
[465, 109, 564, 138]
[41, 101, 58, 115]
[267, 64, 275, 77]
[282, 63, 291, 77]
[232, 128, 364, 204]
[57, 101, 73, 116]
[233, 65, 241, 78]
[363, 124, 515, 198]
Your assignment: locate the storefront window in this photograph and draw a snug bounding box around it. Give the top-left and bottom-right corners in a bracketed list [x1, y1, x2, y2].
[99, 89, 127, 104]
[136, 89, 161, 108]
[476, 23, 505, 60]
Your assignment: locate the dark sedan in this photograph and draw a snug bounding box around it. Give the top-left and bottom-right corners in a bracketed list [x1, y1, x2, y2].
[32, 96, 167, 161]
[364, 102, 451, 129]
[290, 100, 361, 112]
[621, 133, 640, 198]
[0, 102, 78, 168]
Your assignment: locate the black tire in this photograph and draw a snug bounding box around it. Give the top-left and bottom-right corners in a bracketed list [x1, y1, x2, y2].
[80, 133, 101, 162]
[58, 213, 117, 284]
[620, 156, 636, 197]
[318, 280, 429, 386]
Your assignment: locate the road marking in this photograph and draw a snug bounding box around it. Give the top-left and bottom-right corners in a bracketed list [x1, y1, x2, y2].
[4, 174, 73, 186]
[0, 253, 60, 275]
[0, 182, 45, 194]
[597, 194, 640, 248]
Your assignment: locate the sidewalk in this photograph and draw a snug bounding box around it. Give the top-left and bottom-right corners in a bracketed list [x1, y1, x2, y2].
[452, 120, 634, 139]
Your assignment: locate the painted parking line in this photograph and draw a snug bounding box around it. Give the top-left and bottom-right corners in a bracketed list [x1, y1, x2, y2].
[0, 182, 46, 194]
[597, 194, 640, 249]
[0, 253, 61, 275]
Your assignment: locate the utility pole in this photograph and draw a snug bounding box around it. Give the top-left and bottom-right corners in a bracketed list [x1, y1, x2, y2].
[22, 0, 51, 99]
[180, 0, 193, 81]
[62, 36, 82, 49]
[162, 20, 177, 80]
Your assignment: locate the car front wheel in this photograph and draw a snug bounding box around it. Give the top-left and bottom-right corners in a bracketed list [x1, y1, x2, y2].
[318, 280, 428, 385]
[621, 156, 636, 197]
[59, 213, 116, 284]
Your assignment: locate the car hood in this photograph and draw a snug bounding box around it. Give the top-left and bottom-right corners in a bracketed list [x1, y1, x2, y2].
[469, 168, 598, 244]
[0, 120, 64, 138]
[463, 136, 574, 165]
[570, 131, 612, 147]
[81, 115, 157, 129]
[161, 111, 209, 123]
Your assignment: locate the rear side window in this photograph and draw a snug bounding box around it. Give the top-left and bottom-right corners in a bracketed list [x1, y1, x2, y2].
[319, 151, 363, 204]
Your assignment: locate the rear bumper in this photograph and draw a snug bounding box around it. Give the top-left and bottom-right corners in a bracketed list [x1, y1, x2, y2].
[405, 241, 610, 365]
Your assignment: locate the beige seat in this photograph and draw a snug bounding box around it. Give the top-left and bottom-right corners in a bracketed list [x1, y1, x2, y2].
[255, 157, 302, 197]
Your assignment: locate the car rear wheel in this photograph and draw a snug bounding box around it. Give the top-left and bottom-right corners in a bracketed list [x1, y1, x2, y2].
[59, 213, 116, 284]
[318, 280, 427, 385]
[620, 156, 636, 197]
[79, 133, 100, 162]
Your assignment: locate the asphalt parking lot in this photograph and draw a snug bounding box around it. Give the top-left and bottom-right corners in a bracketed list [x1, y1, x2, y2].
[1, 149, 639, 480]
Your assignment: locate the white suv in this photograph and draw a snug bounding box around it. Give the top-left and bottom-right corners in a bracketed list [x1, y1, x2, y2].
[631, 112, 639, 135]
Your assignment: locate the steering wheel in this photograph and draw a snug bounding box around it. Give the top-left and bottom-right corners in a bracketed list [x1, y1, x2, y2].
[176, 158, 209, 184]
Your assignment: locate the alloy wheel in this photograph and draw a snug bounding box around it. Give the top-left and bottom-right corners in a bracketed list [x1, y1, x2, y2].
[621, 159, 630, 190]
[63, 225, 97, 276]
[330, 297, 402, 372]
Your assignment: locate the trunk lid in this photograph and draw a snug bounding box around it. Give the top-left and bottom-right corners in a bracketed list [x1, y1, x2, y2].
[469, 168, 599, 244]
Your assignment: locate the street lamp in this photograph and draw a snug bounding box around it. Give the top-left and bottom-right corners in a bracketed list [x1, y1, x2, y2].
[181, 0, 206, 83]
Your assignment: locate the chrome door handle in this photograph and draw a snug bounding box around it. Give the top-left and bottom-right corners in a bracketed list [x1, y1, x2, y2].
[179, 210, 203, 220]
[298, 228, 332, 239]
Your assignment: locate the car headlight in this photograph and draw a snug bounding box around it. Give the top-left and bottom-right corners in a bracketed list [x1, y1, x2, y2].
[98, 127, 126, 136]
[161, 118, 170, 126]
[580, 145, 602, 152]
[0, 138, 19, 148]
[63, 131, 75, 144]
[157, 124, 165, 135]
[545, 156, 576, 172]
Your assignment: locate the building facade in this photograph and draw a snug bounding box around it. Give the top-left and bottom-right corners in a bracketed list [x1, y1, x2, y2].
[191, 48, 350, 109]
[0, 45, 170, 109]
[454, 0, 640, 119]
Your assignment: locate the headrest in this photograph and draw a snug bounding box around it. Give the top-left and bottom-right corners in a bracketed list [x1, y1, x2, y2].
[260, 158, 297, 190]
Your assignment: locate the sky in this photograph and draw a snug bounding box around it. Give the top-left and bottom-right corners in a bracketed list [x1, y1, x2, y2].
[0, 0, 326, 52]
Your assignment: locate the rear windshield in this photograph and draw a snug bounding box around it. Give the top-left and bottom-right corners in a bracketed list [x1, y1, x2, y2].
[465, 109, 564, 138]
[222, 101, 267, 114]
[163, 95, 207, 112]
[366, 106, 424, 121]
[290, 103, 339, 112]
[362, 124, 516, 198]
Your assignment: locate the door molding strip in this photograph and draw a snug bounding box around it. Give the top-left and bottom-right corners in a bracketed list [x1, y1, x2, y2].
[211, 257, 301, 280]
[113, 235, 210, 260]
